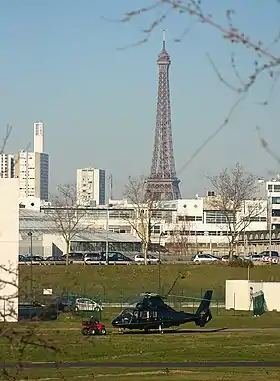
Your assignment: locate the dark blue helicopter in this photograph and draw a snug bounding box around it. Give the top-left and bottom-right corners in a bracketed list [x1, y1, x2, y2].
[112, 290, 213, 332]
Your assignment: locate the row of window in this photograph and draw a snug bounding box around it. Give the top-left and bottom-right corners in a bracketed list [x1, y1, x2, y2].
[167, 230, 230, 236]
[178, 213, 266, 224]
[268, 184, 280, 192]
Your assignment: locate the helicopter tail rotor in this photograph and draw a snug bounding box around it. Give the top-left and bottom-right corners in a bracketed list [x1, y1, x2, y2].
[194, 290, 213, 327]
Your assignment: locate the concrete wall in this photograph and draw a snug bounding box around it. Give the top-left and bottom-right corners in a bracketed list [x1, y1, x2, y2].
[42, 234, 66, 257]
[225, 280, 280, 312]
[0, 179, 19, 322]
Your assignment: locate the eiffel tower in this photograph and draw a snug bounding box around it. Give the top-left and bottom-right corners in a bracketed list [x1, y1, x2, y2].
[145, 31, 181, 201]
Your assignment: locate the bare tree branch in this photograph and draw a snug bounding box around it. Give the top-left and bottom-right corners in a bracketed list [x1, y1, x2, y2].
[45, 184, 91, 265]
[0, 124, 12, 155]
[168, 220, 191, 256]
[124, 176, 163, 265]
[207, 163, 265, 258]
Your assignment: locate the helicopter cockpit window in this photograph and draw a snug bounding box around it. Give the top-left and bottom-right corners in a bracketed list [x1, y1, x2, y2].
[120, 308, 134, 323]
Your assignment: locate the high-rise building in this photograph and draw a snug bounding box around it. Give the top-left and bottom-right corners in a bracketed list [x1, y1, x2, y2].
[34, 121, 44, 153]
[0, 154, 15, 178]
[14, 122, 49, 202]
[145, 31, 181, 201]
[76, 168, 106, 206]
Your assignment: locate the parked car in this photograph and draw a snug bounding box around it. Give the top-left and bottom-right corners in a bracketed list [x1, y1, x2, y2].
[18, 301, 59, 321]
[102, 251, 133, 265]
[18, 255, 45, 265]
[244, 253, 263, 262]
[75, 298, 103, 312]
[84, 252, 104, 265]
[52, 293, 81, 312]
[134, 254, 160, 264]
[260, 250, 279, 263]
[45, 256, 73, 265]
[84, 251, 132, 265]
[192, 254, 220, 263]
[221, 255, 243, 262]
[61, 253, 84, 263]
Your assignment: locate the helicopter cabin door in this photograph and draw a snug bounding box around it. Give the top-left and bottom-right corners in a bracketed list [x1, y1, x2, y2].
[151, 311, 158, 321]
[139, 311, 150, 321]
[139, 310, 158, 321]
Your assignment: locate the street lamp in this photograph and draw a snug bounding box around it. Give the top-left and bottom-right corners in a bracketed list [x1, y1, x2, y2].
[164, 273, 186, 298]
[158, 232, 164, 295]
[105, 204, 113, 265]
[27, 231, 33, 301]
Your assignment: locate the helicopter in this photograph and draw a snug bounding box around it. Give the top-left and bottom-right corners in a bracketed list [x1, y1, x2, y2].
[111, 289, 213, 333]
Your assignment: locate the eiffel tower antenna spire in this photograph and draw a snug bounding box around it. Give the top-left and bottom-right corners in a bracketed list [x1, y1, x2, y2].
[162, 29, 166, 50]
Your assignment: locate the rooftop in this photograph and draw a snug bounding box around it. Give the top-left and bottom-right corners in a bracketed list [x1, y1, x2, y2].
[19, 208, 140, 242]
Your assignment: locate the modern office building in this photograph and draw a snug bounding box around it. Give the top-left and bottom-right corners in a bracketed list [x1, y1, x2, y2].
[266, 176, 280, 230]
[0, 154, 15, 178]
[14, 122, 49, 202]
[76, 168, 106, 206]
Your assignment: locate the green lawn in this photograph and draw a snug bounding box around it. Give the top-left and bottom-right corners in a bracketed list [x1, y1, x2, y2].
[1, 328, 280, 380]
[19, 263, 280, 303]
[10, 264, 280, 380]
[3, 368, 280, 381]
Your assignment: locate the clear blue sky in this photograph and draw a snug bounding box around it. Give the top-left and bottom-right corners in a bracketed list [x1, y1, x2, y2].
[1, 0, 280, 198]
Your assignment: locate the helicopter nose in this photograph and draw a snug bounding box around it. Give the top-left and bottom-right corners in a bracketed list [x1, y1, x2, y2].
[111, 318, 119, 326]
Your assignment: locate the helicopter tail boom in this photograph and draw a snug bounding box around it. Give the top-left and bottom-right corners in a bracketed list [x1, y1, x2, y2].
[194, 290, 213, 327]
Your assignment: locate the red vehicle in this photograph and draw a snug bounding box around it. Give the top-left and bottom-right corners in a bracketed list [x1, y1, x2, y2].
[81, 319, 107, 335]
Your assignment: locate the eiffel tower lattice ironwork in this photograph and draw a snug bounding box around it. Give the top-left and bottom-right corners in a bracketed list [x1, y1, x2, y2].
[145, 31, 181, 201]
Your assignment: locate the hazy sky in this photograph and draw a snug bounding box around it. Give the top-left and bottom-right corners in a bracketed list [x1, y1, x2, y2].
[1, 1, 280, 198]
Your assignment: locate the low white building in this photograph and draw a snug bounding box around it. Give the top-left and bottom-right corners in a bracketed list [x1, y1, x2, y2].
[0, 178, 19, 322]
[19, 208, 141, 257]
[39, 194, 270, 255]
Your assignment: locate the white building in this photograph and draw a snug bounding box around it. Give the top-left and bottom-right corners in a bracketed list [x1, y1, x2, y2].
[0, 154, 15, 178]
[0, 178, 19, 322]
[14, 122, 49, 202]
[266, 177, 280, 230]
[160, 197, 268, 254]
[76, 168, 106, 206]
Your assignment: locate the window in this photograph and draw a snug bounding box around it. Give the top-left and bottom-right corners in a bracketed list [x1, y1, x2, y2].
[272, 209, 280, 217]
[178, 215, 202, 222]
[272, 197, 280, 204]
[205, 211, 233, 224]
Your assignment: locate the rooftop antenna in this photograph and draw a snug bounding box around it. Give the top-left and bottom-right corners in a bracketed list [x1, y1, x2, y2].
[162, 29, 166, 50]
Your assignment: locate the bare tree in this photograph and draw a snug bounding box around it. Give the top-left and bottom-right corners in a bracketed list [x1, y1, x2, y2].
[169, 221, 191, 256]
[46, 184, 90, 265]
[207, 163, 265, 258]
[124, 176, 160, 265]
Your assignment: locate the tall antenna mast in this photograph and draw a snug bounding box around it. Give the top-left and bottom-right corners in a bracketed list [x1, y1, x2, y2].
[162, 29, 166, 50]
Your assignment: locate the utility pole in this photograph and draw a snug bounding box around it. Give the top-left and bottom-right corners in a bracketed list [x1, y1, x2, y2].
[268, 193, 272, 259]
[28, 232, 33, 301]
[105, 207, 109, 265]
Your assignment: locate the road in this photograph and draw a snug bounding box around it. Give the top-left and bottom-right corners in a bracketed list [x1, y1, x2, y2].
[13, 327, 280, 333]
[2, 361, 280, 369]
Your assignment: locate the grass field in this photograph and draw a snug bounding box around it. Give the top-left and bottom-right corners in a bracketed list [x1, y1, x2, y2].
[10, 264, 280, 380]
[1, 320, 280, 380]
[19, 263, 280, 302]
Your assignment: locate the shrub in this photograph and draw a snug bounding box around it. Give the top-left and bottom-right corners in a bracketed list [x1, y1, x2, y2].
[228, 258, 254, 268]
